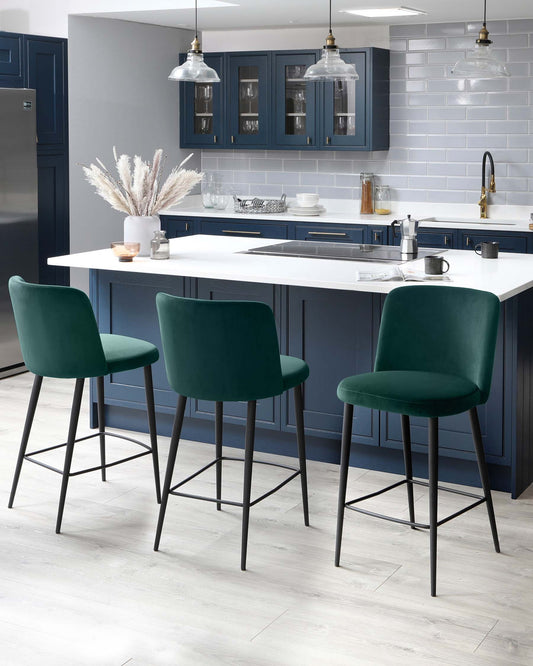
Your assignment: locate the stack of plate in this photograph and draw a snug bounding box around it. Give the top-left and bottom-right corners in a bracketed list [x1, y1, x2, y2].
[288, 193, 326, 216]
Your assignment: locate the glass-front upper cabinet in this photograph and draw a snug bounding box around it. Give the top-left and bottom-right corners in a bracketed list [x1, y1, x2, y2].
[180, 54, 224, 147]
[273, 52, 317, 148]
[227, 53, 270, 147]
[322, 51, 366, 148]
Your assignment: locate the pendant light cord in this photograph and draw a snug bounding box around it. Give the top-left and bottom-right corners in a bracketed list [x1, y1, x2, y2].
[195, 0, 198, 41]
[483, 0, 487, 27]
[329, 0, 332, 33]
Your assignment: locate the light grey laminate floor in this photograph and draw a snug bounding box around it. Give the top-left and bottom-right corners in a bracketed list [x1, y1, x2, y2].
[1, 372, 532, 666]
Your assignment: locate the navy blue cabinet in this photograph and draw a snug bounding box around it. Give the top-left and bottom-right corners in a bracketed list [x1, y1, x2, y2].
[0, 33, 23, 86]
[367, 225, 387, 245]
[295, 223, 366, 243]
[180, 54, 225, 148]
[181, 47, 389, 151]
[228, 53, 270, 147]
[273, 52, 318, 148]
[1, 31, 69, 286]
[160, 215, 195, 238]
[180, 52, 271, 149]
[92, 270, 189, 416]
[461, 231, 528, 254]
[285, 287, 379, 447]
[37, 153, 69, 285]
[24, 37, 67, 148]
[198, 218, 288, 239]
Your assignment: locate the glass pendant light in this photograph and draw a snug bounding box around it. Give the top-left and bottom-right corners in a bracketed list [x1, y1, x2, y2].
[169, 0, 220, 83]
[304, 0, 359, 81]
[450, 0, 510, 78]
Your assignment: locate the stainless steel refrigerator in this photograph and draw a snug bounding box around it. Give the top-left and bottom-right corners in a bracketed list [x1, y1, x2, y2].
[0, 88, 39, 378]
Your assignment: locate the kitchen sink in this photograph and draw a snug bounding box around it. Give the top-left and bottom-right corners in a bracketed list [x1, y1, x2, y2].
[420, 216, 517, 226]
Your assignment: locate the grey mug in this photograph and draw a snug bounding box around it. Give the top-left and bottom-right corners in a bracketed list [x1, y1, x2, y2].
[475, 241, 499, 259]
[424, 255, 450, 275]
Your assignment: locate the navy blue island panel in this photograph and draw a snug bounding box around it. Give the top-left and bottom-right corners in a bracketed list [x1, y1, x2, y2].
[89, 268, 533, 499]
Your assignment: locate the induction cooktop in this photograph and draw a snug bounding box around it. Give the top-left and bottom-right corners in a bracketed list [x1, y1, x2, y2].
[244, 240, 443, 264]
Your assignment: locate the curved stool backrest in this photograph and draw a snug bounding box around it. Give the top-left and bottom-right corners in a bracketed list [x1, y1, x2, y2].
[375, 285, 500, 403]
[156, 293, 284, 402]
[8, 276, 107, 379]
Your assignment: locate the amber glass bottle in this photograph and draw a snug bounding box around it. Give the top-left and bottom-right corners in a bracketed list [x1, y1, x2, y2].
[360, 173, 374, 214]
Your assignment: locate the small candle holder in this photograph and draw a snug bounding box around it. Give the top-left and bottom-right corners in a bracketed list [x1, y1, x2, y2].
[111, 241, 140, 262]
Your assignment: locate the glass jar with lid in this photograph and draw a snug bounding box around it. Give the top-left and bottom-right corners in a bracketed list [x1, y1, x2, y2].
[360, 172, 374, 215]
[374, 185, 391, 215]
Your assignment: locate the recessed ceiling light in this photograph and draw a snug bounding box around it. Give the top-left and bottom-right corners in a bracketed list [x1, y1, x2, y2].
[343, 6, 426, 18]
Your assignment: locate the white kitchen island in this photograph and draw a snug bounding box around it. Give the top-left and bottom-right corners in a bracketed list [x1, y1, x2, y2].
[50, 234, 533, 497]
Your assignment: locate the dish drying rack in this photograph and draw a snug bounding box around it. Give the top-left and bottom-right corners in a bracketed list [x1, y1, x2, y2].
[233, 194, 287, 214]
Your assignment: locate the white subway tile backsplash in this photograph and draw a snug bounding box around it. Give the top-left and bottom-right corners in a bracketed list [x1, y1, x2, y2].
[202, 20, 533, 207]
[408, 38, 446, 51]
[428, 107, 466, 120]
[466, 106, 507, 120]
[427, 23, 466, 37]
[428, 135, 466, 148]
[447, 120, 487, 134]
[467, 135, 508, 148]
[405, 52, 427, 65]
[488, 120, 529, 134]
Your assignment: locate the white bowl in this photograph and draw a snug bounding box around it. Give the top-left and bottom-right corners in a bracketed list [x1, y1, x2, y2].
[296, 192, 319, 206]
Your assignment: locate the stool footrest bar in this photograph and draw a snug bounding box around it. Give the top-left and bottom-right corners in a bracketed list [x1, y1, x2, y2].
[23, 431, 153, 476]
[345, 477, 487, 529]
[169, 456, 300, 507]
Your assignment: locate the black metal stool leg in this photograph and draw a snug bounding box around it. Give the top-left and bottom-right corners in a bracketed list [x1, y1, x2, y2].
[215, 401, 223, 511]
[293, 384, 310, 527]
[469, 407, 500, 553]
[335, 403, 354, 567]
[428, 417, 439, 597]
[96, 376, 106, 482]
[144, 365, 161, 504]
[241, 400, 256, 571]
[401, 414, 416, 528]
[8, 374, 43, 508]
[56, 378, 85, 534]
[154, 395, 187, 551]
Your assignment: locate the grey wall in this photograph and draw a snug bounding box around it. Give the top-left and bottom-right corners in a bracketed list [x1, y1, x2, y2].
[201, 19, 533, 206]
[69, 16, 198, 290]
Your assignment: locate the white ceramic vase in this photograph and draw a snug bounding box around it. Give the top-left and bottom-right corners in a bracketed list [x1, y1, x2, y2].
[124, 215, 161, 257]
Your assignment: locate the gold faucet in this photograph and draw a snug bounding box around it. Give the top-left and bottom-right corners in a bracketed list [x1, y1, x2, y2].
[479, 151, 496, 219]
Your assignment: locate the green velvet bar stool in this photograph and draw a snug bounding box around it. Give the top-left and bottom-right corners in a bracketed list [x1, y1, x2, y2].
[335, 285, 501, 596]
[154, 293, 310, 570]
[8, 276, 162, 533]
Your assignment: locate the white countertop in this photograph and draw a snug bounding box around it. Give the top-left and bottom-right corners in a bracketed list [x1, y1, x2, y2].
[162, 195, 533, 233]
[49, 234, 533, 302]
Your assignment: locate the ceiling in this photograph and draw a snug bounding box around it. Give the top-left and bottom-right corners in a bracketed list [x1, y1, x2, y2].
[77, 0, 533, 32]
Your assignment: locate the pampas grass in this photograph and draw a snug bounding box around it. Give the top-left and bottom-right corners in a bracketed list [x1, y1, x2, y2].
[83, 148, 202, 216]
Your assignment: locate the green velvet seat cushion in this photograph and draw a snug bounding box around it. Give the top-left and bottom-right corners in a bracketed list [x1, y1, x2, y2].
[280, 355, 310, 391]
[100, 334, 159, 374]
[337, 370, 482, 418]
